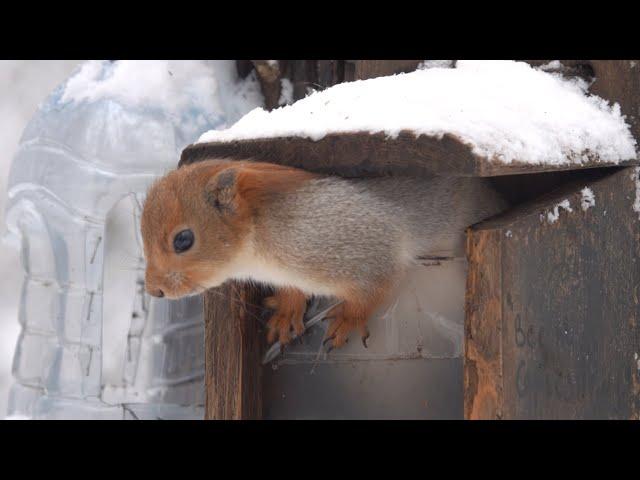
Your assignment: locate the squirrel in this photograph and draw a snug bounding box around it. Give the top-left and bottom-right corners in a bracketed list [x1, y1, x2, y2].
[141, 158, 507, 349]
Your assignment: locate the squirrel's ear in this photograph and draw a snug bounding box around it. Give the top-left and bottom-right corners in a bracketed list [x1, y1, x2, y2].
[204, 168, 238, 213]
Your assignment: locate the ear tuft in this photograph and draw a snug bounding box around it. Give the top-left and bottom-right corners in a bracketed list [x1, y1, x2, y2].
[205, 168, 238, 213]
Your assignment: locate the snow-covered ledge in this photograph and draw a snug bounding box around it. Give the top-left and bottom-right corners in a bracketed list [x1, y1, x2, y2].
[184, 61, 639, 177]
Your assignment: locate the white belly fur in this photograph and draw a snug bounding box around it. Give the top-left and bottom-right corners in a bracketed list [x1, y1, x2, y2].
[228, 244, 338, 297]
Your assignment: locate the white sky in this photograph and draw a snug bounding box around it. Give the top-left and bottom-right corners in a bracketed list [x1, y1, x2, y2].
[0, 60, 80, 416]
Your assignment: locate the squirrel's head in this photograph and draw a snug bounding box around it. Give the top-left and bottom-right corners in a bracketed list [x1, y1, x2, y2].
[141, 158, 315, 299]
[140, 160, 253, 299]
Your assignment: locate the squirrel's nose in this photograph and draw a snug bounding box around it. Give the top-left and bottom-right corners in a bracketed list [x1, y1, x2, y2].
[149, 288, 164, 298]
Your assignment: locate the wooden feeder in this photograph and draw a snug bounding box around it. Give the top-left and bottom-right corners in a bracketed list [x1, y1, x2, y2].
[179, 60, 640, 419]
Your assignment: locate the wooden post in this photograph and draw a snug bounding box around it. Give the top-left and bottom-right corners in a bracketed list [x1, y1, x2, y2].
[251, 60, 283, 110]
[204, 282, 265, 419]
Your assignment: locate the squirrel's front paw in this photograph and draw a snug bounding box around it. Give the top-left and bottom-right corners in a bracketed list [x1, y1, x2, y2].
[323, 302, 371, 351]
[264, 288, 307, 345]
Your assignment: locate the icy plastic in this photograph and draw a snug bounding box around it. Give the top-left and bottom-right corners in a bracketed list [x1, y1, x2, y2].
[3, 60, 263, 419]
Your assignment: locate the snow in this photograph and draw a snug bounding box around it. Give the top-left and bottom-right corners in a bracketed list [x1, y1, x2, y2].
[538, 60, 564, 72]
[62, 60, 264, 131]
[580, 187, 596, 211]
[4, 414, 31, 420]
[2, 61, 260, 419]
[0, 61, 81, 418]
[544, 199, 573, 224]
[197, 60, 637, 167]
[279, 78, 293, 106]
[418, 60, 454, 69]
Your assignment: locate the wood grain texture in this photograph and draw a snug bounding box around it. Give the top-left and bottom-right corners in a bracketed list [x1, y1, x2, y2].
[465, 167, 640, 419]
[316, 60, 344, 89]
[204, 281, 265, 419]
[180, 130, 638, 178]
[464, 229, 504, 419]
[346, 60, 423, 81]
[252, 60, 282, 110]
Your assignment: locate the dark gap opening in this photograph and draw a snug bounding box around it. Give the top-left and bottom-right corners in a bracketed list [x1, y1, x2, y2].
[488, 166, 622, 208]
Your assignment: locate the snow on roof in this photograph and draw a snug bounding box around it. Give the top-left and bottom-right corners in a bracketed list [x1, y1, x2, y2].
[197, 60, 637, 166]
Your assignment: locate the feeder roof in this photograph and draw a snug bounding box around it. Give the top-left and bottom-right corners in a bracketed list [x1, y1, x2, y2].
[181, 61, 639, 177]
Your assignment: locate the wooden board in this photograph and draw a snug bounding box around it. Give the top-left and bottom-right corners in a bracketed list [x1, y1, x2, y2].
[180, 130, 638, 177]
[346, 60, 423, 81]
[203, 281, 266, 419]
[464, 167, 640, 419]
[247, 60, 423, 110]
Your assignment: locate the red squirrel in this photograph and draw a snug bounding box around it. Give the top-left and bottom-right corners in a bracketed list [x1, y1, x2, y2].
[141, 159, 506, 349]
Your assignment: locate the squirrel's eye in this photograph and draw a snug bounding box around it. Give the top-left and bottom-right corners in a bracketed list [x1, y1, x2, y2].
[173, 229, 194, 253]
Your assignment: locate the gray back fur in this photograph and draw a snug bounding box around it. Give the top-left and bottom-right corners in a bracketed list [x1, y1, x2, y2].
[253, 175, 507, 291]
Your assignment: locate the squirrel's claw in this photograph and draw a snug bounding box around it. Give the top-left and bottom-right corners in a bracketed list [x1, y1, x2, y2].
[322, 334, 336, 346]
[362, 332, 370, 348]
[324, 303, 370, 351]
[264, 289, 307, 345]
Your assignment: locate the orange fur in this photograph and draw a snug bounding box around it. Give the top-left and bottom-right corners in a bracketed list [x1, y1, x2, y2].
[263, 288, 308, 345]
[141, 159, 317, 300]
[325, 284, 392, 348]
[142, 158, 389, 350]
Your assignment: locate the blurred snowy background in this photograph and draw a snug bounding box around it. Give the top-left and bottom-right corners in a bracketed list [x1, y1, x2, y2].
[0, 61, 81, 416]
[0, 60, 265, 419]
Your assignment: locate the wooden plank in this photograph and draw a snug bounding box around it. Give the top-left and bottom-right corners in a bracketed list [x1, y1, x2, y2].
[282, 60, 422, 102]
[464, 229, 504, 419]
[465, 167, 640, 419]
[288, 60, 316, 102]
[348, 60, 422, 81]
[251, 60, 282, 110]
[180, 130, 638, 178]
[316, 60, 344, 89]
[204, 281, 265, 419]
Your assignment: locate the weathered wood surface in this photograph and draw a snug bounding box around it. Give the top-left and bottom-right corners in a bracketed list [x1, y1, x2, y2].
[181, 130, 639, 177]
[204, 281, 265, 419]
[182, 131, 479, 175]
[346, 60, 423, 81]
[243, 59, 423, 108]
[464, 229, 504, 419]
[182, 60, 639, 177]
[251, 60, 283, 110]
[465, 167, 640, 419]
